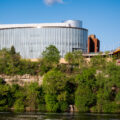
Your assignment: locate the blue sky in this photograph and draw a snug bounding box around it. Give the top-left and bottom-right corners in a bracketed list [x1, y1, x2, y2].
[0, 0, 120, 51]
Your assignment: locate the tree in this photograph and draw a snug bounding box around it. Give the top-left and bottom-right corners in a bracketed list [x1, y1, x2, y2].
[43, 70, 66, 94]
[64, 52, 74, 73]
[45, 94, 59, 112]
[0, 78, 10, 111]
[43, 69, 68, 112]
[90, 54, 106, 70]
[10, 46, 16, 55]
[65, 52, 74, 65]
[38, 59, 51, 75]
[75, 68, 96, 90]
[13, 85, 25, 112]
[0, 49, 10, 74]
[25, 82, 40, 110]
[42, 45, 60, 67]
[73, 50, 85, 68]
[75, 86, 96, 112]
[0, 47, 21, 75]
[75, 68, 96, 112]
[65, 51, 86, 73]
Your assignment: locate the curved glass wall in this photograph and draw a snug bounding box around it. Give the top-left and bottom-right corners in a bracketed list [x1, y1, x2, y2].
[0, 27, 88, 58]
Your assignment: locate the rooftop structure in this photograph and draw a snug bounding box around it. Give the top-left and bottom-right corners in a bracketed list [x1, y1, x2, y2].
[0, 20, 83, 29]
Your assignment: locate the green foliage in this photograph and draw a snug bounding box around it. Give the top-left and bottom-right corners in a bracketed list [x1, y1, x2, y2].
[19, 59, 38, 75]
[0, 46, 39, 75]
[91, 102, 120, 113]
[0, 47, 20, 75]
[0, 78, 10, 111]
[65, 51, 86, 73]
[42, 45, 60, 66]
[43, 69, 66, 94]
[0, 45, 120, 113]
[65, 52, 74, 64]
[10, 46, 16, 55]
[72, 51, 85, 67]
[24, 82, 40, 110]
[75, 86, 96, 112]
[115, 92, 120, 104]
[59, 101, 68, 112]
[38, 59, 51, 75]
[75, 68, 96, 90]
[38, 45, 61, 75]
[45, 94, 59, 112]
[102, 102, 119, 113]
[14, 99, 25, 112]
[43, 69, 69, 112]
[90, 54, 106, 70]
[13, 89, 25, 112]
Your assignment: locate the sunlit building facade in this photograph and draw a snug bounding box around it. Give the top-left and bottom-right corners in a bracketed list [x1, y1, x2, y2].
[0, 20, 88, 58]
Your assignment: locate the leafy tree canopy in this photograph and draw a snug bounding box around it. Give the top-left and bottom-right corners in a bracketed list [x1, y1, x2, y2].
[42, 45, 60, 66]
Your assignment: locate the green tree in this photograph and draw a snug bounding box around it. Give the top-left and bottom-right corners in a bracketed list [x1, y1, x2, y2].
[10, 46, 16, 55]
[64, 52, 74, 73]
[25, 82, 40, 110]
[65, 52, 74, 65]
[0, 47, 21, 75]
[90, 54, 106, 70]
[73, 50, 85, 68]
[43, 70, 66, 94]
[43, 69, 68, 112]
[75, 68, 96, 90]
[0, 49, 10, 74]
[14, 99, 25, 112]
[75, 86, 96, 112]
[12, 85, 25, 112]
[75, 68, 96, 112]
[38, 59, 51, 75]
[45, 94, 59, 112]
[19, 59, 38, 75]
[0, 78, 10, 111]
[42, 45, 60, 67]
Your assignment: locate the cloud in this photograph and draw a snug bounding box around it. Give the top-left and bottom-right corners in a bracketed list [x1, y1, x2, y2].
[44, 0, 64, 5]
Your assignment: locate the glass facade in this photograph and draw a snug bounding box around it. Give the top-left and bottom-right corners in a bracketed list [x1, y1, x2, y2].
[0, 27, 88, 58]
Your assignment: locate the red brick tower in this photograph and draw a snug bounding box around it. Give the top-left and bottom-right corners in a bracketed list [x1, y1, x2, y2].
[88, 35, 100, 53]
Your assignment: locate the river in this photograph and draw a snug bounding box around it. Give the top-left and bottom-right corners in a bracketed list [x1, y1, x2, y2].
[0, 112, 120, 120]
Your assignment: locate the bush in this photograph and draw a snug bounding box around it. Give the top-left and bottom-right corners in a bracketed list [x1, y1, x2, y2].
[102, 102, 119, 113]
[92, 102, 120, 113]
[14, 99, 25, 112]
[59, 101, 68, 112]
[38, 104, 46, 112]
[75, 86, 96, 112]
[45, 94, 59, 112]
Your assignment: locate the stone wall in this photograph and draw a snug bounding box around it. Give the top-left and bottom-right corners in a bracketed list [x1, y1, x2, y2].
[0, 74, 43, 86]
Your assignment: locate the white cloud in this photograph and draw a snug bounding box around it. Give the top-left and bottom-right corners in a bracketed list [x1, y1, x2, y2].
[44, 0, 64, 5]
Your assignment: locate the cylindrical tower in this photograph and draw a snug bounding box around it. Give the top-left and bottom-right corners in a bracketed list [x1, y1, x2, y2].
[64, 20, 82, 28]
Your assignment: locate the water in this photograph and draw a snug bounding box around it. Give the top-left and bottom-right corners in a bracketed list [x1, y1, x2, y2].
[0, 112, 120, 120]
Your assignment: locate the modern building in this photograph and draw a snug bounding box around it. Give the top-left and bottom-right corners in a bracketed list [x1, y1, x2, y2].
[0, 20, 88, 59]
[88, 35, 100, 53]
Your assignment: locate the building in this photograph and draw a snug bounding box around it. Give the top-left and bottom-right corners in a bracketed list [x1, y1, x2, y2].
[88, 35, 100, 53]
[0, 20, 88, 59]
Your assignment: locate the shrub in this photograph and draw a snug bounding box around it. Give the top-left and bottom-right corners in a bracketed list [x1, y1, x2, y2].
[45, 94, 59, 112]
[75, 86, 96, 112]
[14, 99, 25, 112]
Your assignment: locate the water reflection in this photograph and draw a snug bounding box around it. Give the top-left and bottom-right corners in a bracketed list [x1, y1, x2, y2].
[0, 112, 120, 120]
